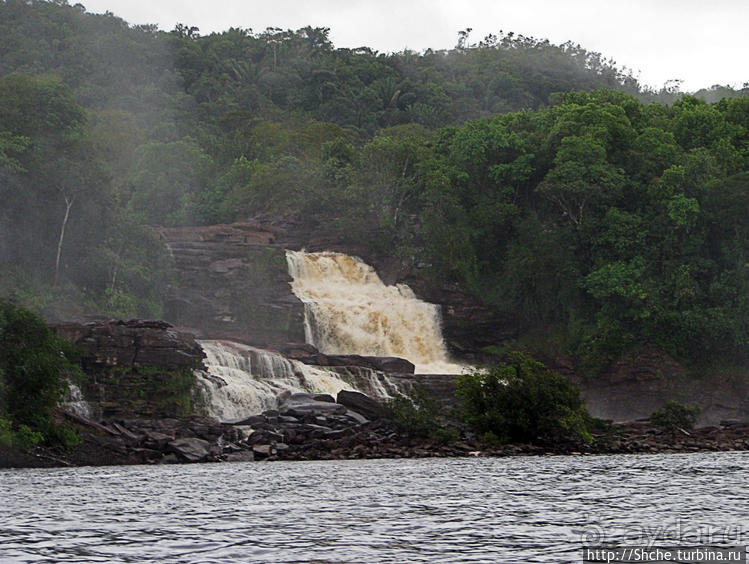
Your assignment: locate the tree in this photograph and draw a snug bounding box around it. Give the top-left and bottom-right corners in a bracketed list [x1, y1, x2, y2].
[0, 300, 79, 432]
[456, 352, 593, 445]
[538, 134, 624, 225]
[127, 140, 214, 225]
[650, 401, 700, 435]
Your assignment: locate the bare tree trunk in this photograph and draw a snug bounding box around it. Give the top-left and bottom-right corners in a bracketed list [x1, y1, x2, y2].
[54, 195, 74, 286]
[110, 242, 124, 291]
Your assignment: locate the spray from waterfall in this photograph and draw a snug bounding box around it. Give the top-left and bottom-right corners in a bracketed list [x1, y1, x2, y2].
[286, 250, 464, 374]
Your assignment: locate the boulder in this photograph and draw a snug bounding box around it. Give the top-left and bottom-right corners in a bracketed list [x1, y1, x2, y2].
[278, 343, 416, 374]
[167, 438, 212, 462]
[227, 414, 267, 426]
[362, 356, 415, 374]
[337, 390, 383, 420]
[224, 451, 255, 463]
[252, 444, 276, 458]
[313, 394, 336, 403]
[278, 392, 348, 416]
[344, 409, 369, 425]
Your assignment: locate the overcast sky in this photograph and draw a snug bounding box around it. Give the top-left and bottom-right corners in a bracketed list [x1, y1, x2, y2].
[80, 0, 748, 92]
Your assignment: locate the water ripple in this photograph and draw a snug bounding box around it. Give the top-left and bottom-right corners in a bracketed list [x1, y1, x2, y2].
[3, 453, 749, 562]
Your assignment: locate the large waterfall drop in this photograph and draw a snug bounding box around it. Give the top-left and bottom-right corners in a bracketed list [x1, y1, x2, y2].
[286, 250, 464, 374]
[196, 340, 395, 422]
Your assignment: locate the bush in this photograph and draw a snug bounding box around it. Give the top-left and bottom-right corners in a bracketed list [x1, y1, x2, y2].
[650, 400, 700, 433]
[0, 299, 82, 443]
[456, 351, 593, 445]
[0, 418, 46, 450]
[46, 423, 82, 450]
[382, 388, 458, 443]
[0, 417, 13, 447]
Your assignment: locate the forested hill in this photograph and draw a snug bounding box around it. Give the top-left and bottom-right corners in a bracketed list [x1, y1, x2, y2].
[2, 0, 749, 372]
[0, 0, 644, 130]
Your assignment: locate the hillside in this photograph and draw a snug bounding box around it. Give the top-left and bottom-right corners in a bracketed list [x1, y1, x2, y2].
[1, 0, 749, 375]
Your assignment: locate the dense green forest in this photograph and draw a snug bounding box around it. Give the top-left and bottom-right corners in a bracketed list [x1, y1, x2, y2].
[1, 0, 749, 372]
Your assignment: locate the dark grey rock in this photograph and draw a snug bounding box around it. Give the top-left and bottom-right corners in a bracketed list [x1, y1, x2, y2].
[252, 444, 276, 458]
[313, 394, 336, 403]
[224, 451, 255, 462]
[279, 392, 348, 416]
[226, 414, 267, 426]
[337, 390, 383, 420]
[345, 409, 369, 425]
[167, 437, 211, 462]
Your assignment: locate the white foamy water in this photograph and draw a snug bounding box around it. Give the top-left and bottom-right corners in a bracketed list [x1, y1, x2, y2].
[61, 381, 93, 419]
[286, 250, 464, 374]
[196, 340, 394, 422]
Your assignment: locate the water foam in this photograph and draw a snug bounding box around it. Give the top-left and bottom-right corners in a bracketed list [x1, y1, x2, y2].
[196, 340, 395, 422]
[62, 381, 93, 418]
[286, 250, 464, 374]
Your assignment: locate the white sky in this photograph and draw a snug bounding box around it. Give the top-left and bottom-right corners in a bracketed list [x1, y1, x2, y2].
[79, 0, 748, 92]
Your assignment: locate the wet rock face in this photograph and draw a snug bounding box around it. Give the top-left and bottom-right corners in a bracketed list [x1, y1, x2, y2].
[168, 437, 214, 462]
[155, 220, 517, 362]
[55, 320, 206, 420]
[559, 349, 749, 426]
[278, 392, 349, 416]
[56, 319, 205, 371]
[336, 390, 383, 421]
[156, 222, 305, 347]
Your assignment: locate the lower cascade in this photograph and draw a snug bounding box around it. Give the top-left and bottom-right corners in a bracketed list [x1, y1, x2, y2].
[286, 250, 464, 374]
[196, 340, 395, 422]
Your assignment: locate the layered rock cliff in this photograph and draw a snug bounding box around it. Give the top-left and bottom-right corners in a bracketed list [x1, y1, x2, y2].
[153, 220, 749, 425]
[156, 220, 515, 361]
[156, 222, 305, 347]
[55, 319, 206, 419]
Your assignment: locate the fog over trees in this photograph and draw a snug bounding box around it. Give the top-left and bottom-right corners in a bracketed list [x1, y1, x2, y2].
[1, 0, 749, 371]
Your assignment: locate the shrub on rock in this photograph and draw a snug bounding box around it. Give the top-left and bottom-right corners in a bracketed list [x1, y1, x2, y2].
[456, 351, 593, 445]
[650, 400, 700, 434]
[0, 299, 81, 447]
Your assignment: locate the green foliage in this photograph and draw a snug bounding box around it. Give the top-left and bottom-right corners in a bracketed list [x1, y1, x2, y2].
[2, 1, 749, 376]
[12, 424, 45, 450]
[0, 418, 14, 448]
[382, 388, 457, 443]
[127, 140, 214, 225]
[0, 300, 75, 428]
[46, 423, 82, 450]
[0, 300, 83, 449]
[650, 400, 700, 433]
[457, 352, 594, 445]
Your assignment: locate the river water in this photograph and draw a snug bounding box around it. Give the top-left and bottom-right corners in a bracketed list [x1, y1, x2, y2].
[2, 452, 747, 563]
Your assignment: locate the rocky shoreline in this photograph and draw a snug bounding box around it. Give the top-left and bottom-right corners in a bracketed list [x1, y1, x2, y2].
[4, 391, 749, 469]
[4, 318, 748, 469]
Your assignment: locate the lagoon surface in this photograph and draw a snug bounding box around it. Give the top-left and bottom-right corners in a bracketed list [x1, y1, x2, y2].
[2, 453, 747, 563]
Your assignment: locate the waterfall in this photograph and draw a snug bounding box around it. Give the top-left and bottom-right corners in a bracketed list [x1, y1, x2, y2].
[196, 340, 396, 422]
[286, 250, 464, 374]
[62, 381, 93, 418]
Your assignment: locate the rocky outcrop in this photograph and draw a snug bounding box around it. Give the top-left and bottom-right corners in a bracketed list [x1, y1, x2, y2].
[590, 420, 749, 454]
[559, 349, 749, 426]
[56, 319, 205, 371]
[50, 408, 228, 466]
[336, 390, 383, 420]
[55, 319, 206, 420]
[7, 386, 749, 468]
[152, 219, 749, 427]
[155, 220, 517, 363]
[156, 222, 305, 347]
